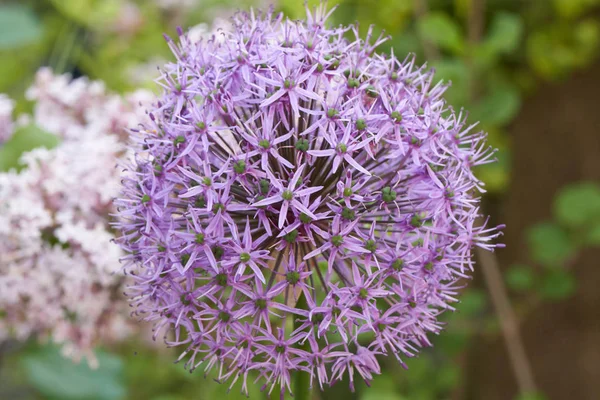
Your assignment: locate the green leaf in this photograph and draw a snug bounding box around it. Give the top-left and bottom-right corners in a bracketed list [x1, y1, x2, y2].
[436, 330, 469, 356]
[47, 0, 121, 29]
[506, 265, 535, 292]
[362, 393, 402, 400]
[280, 0, 344, 19]
[471, 84, 521, 126]
[0, 124, 60, 172]
[458, 289, 486, 316]
[436, 363, 461, 392]
[293, 293, 311, 400]
[485, 12, 524, 55]
[417, 12, 465, 54]
[387, 32, 421, 63]
[361, 373, 400, 400]
[553, 0, 600, 19]
[453, 0, 472, 19]
[587, 224, 600, 245]
[431, 59, 470, 106]
[22, 345, 125, 400]
[527, 222, 574, 267]
[526, 21, 600, 80]
[516, 392, 548, 400]
[539, 269, 576, 301]
[475, 145, 510, 193]
[553, 182, 600, 228]
[0, 4, 42, 49]
[151, 396, 186, 400]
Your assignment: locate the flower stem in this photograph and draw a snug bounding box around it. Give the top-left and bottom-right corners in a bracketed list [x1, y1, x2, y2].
[294, 292, 311, 400]
[477, 247, 537, 395]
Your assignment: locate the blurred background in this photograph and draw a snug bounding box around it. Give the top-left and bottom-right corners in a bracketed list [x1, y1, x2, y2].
[0, 0, 599, 399]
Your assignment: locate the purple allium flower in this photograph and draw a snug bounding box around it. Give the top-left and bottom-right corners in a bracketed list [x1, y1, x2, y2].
[115, 3, 503, 396]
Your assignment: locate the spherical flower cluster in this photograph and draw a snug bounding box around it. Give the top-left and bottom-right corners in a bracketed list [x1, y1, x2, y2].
[116, 4, 503, 395]
[0, 68, 152, 364]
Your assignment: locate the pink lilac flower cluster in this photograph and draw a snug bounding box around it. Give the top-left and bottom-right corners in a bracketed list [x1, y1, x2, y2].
[0, 68, 152, 365]
[115, 4, 503, 396]
[0, 94, 15, 144]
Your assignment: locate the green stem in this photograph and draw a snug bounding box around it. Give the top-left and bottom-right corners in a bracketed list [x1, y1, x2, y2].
[294, 371, 311, 400]
[293, 292, 311, 400]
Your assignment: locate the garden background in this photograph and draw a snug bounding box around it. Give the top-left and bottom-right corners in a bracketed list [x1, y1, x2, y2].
[0, 0, 599, 399]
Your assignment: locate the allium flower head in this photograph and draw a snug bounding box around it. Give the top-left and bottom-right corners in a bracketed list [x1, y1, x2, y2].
[116, 3, 503, 396]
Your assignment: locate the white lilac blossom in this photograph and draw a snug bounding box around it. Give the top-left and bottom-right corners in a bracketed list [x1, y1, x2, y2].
[0, 69, 152, 364]
[113, 1, 144, 36]
[187, 17, 232, 44]
[115, 4, 504, 396]
[0, 94, 15, 144]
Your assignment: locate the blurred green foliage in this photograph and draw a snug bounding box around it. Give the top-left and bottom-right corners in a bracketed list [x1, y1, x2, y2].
[417, 12, 466, 54]
[22, 346, 126, 400]
[527, 222, 574, 267]
[1, 0, 599, 399]
[505, 264, 535, 293]
[554, 182, 600, 229]
[0, 0, 257, 100]
[504, 182, 600, 302]
[0, 4, 43, 49]
[121, 343, 264, 400]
